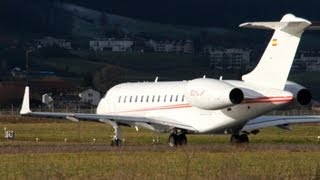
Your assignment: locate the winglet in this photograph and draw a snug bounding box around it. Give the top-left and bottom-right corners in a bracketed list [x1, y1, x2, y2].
[20, 86, 31, 115]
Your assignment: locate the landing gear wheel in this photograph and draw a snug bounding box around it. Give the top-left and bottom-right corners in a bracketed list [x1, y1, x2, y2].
[168, 134, 178, 147]
[177, 134, 187, 145]
[230, 134, 240, 144]
[239, 134, 249, 144]
[111, 139, 122, 146]
[230, 134, 249, 144]
[168, 133, 187, 147]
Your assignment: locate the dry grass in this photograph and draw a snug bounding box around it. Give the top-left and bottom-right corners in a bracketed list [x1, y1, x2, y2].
[0, 115, 319, 179]
[0, 150, 319, 179]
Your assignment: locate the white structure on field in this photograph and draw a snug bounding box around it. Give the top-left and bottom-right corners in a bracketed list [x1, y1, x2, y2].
[79, 89, 101, 106]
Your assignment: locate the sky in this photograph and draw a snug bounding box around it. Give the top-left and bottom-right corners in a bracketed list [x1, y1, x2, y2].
[64, 0, 320, 27]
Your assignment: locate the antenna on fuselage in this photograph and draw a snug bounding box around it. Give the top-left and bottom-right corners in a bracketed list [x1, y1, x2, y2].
[154, 76, 159, 82]
[203, 75, 206, 79]
[219, 76, 223, 81]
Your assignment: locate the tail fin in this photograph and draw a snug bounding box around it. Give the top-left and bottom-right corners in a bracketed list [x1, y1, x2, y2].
[241, 14, 311, 90]
[20, 86, 31, 115]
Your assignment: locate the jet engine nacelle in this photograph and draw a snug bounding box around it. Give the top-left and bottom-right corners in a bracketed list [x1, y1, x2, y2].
[282, 81, 312, 109]
[185, 78, 244, 110]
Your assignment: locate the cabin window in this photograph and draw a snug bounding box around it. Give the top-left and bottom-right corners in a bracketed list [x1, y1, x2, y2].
[129, 96, 132, 103]
[182, 95, 185, 102]
[135, 96, 138, 103]
[152, 95, 155, 102]
[170, 95, 173, 102]
[158, 95, 161, 102]
[141, 96, 144, 102]
[124, 96, 127, 103]
[175, 95, 179, 102]
[164, 95, 167, 102]
[118, 96, 121, 103]
[146, 96, 149, 102]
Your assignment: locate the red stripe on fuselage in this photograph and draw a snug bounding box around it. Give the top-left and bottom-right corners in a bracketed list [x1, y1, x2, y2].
[113, 96, 293, 113]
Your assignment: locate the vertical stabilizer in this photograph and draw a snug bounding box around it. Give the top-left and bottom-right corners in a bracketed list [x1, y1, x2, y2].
[20, 86, 31, 114]
[241, 14, 311, 90]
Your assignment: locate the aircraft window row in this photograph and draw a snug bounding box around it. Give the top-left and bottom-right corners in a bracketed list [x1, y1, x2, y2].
[118, 95, 185, 103]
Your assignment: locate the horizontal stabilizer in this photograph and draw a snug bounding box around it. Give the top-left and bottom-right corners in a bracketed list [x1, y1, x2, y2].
[240, 14, 311, 32]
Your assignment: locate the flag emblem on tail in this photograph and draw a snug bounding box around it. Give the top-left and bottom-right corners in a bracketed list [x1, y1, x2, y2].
[272, 39, 278, 46]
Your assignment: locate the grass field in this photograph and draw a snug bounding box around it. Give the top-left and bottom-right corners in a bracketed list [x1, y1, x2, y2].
[0, 115, 319, 179]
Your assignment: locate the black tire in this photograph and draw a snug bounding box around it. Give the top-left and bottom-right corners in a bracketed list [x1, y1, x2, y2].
[230, 134, 240, 144]
[168, 134, 178, 147]
[239, 134, 249, 144]
[177, 134, 187, 145]
[111, 139, 122, 146]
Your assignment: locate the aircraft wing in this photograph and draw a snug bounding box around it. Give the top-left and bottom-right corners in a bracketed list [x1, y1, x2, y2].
[242, 115, 320, 132]
[20, 87, 197, 132]
[22, 111, 197, 132]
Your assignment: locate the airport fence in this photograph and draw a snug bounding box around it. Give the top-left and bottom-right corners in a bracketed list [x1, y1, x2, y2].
[0, 106, 97, 115]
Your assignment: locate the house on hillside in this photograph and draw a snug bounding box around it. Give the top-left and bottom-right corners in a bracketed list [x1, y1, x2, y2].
[147, 40, 176, 53]
[147, 39, 194, 54]
[89, 38, 133, 52]
[79, 89, 101, 106]
[209, 48, 251, 71]
[293, 50, 320, 72]
[34, 37, 72, 49]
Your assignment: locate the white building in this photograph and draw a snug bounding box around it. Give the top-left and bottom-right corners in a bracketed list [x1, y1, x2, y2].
[209, 49, 250, 71]
[147, 40, 175, 53]
[35, 37, 72, 49]
[89, 38, 133, 52]
[147, 39, 194, 53]
[294, 53, 320, 71]
[79, 89, 101, 106]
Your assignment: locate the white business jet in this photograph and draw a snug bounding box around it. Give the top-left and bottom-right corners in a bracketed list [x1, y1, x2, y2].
[20, 14, 320, 146]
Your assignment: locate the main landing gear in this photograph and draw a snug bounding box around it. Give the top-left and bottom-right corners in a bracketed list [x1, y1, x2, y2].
[230, 133, 249, 144]
[168, 130, 187, 147]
